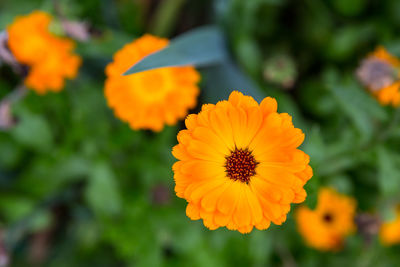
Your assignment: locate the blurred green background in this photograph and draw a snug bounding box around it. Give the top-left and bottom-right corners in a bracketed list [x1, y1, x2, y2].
[1, 0, 400, 266]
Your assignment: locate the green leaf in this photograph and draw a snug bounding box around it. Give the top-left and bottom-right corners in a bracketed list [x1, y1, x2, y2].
[55, 157, 90, 181]
[235, 34, 262, 77]
[124, 26, 228, 75]
[329, 0, 366, 16]
[249, 230, 272, 266]
[200, 60, 265, 103]
[318, 155, 356, 177]
[85, 162, 122, 216]
[29, 210, 52, 232]
[329, 174, 353, 194]
[377, 146, 400, 196]
[201, 60, 307, 129]
[149, 0, 186, 37]
[303, 126, 326, 166]
[0, 139, 22, 168]
[10, 108, 53, 152]
[0, 196, 34, 223]
[324, 70, 388, 143]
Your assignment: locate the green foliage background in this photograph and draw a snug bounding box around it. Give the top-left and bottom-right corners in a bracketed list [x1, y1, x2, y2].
[1, 0, 400, 266]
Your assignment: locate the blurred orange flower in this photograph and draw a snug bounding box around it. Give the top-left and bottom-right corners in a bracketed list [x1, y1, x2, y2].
[7, 11, 81, 94]
[356, 46, 400, 107]
[380, 207, 400, 246]
[172, 91, 312, 234]
[104, 34, 200, 132]
[375, 81, 400, 107]
[296, 188, 356, 251]
[371, 46, 400, 67]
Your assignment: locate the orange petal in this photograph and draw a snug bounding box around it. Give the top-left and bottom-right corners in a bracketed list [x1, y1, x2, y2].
[185, 114, 198, 130]
[214, 211, 231, 227]
[186, 176, 226, 204]
[186, 202, 200, 220]
[186, 139, 225, 163]
[217, 181, 241, 215]
[209, 105, 235, 150]
[233, 184, 252, 227]
[260, 97, 277, 116]
[201, 180, 233, 212]
[227, 105, 248, 148]
[255, 217, 271, 230]
[191, 126, 230, 156]
[245, 186, 263, 224]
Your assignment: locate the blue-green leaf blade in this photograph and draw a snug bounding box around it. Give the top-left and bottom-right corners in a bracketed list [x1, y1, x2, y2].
[123, 26, 228, 75]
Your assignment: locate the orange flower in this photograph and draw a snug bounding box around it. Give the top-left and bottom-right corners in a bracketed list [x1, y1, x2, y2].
[172, 91, 312, 234]
[296, 188, 356, 251]
[7, 11, 51, 64]
[7, 11, 81, 94]
[380, 206, 400, 246]
[375, 81, 400, 107]
[356, 46, 400, 107]
[371, 46, 400, 67]
[104, 35, 200, 132]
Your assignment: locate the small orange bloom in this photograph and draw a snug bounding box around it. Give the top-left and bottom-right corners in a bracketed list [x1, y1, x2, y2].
[7, 11, 81, 94]
[356, 46, 400, 107]
[172, 91, 312, 234]
[375, 81, 400, 107]
[296, 188, 356, 251]
[104, 34, 200, 132]
[371, 46, 400, 67]
[380, 206, 400, 246]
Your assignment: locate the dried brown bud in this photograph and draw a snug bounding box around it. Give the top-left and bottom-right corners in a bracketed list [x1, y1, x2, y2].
[355, 213, 381, 246]
[0, 230, 9, 267]
[356, 57, 398, 92]
[263, 54, 297, 89]
[61, 20, 90, 42]
[151, 184, 171, 205]
[0, 31, 23, 74]
[29, 230, 52, 266]
[0, 101, 17, 130]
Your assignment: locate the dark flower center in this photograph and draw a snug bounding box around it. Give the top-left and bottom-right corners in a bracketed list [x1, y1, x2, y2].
[322, 213, 334, 223]
[225, 148, 258, 183]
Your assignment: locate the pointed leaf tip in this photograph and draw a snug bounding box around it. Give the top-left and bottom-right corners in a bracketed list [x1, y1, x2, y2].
[123, 26, 228, 75]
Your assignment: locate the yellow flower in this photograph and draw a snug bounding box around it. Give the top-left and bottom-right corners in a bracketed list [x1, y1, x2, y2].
[356, 46, 400, 107]
[380, 206, 400, 246]
[7, 11, 81, 94]
[296, 188, 356, 251]
[104, 34, 200, 132]
[172, 91, 312, 234]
